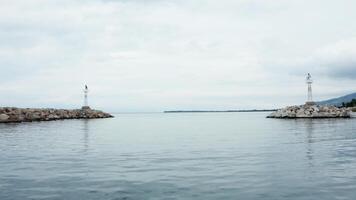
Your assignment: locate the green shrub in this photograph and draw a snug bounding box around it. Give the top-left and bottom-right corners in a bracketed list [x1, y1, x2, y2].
[343, 99, 356, 108]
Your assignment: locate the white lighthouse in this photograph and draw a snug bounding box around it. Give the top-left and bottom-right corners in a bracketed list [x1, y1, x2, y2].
[82, 85, 90, 110]
[305, 73, 315, 105]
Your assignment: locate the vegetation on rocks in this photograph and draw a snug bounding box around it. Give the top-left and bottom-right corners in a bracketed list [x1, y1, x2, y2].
[342, 99, 356, 108]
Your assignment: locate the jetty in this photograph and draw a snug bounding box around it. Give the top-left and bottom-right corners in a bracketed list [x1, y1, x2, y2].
[268, 73, 352, 118]
[0, 107, 113, 123]
[0, 85, 113, 123]
[267, 104, 350, 118]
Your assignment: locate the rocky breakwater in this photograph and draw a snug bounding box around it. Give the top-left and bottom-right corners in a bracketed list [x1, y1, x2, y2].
[267, 105, 351, 118]
[0, 107, 114, 123]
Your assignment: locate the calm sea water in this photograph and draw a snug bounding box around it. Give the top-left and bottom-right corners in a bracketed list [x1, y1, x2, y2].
[1, 112, 356, 200]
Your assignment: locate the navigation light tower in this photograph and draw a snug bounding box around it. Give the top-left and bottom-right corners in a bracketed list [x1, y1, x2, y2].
[82, 85, 90, 109]
[306, 73, 314, 105]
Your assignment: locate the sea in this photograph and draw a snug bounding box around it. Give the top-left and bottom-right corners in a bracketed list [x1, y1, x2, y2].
[1, 112, 356, 200]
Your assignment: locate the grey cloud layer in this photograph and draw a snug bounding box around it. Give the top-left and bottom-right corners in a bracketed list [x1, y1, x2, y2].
[1, 0, 356, 111]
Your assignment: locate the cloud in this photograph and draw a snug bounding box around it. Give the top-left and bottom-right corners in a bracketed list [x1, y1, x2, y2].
[1, 0, 356, 111]
[314, 38, 356, 79]
[276, 38, 356, 80]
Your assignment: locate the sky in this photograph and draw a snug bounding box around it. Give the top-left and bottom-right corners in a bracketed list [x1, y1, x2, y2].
[1, 0, 356, 112]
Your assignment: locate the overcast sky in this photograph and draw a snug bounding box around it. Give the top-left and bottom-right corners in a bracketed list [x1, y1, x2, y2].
[1, 0, 356, 112]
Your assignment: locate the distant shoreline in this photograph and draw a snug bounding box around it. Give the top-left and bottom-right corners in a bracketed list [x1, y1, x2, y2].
[164, 109, 277, 113]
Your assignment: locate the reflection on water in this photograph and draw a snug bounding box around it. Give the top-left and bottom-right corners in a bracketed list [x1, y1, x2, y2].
[0, 113, 356, 200]
[82, 119, 89, 152]
[305, 120, 314, 166]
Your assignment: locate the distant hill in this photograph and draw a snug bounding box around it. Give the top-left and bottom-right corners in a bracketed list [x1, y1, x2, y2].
[317, 93, 356, 106]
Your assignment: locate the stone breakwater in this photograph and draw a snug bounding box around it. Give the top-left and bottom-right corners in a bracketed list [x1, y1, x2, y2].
[267, 105, 351, 118]
[0, 107, 114, 123]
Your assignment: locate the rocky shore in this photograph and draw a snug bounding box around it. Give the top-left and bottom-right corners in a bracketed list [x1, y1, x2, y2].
[267, 105, 351, 118]
[0, 107, 114, 123]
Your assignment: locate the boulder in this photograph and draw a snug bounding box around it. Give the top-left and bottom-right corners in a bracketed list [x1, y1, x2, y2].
[0, 114, 9, 121]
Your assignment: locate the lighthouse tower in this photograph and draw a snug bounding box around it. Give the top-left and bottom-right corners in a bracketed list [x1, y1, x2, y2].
[305, 73, 315, 106]
[82, 85, 91, 110]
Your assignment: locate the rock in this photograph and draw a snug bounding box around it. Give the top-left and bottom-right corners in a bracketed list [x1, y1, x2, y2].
[31, 113, 41, 120]
[0, 107, 113, 123]
[0, 114, 9, 121]
[267, 104, 351, 118]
